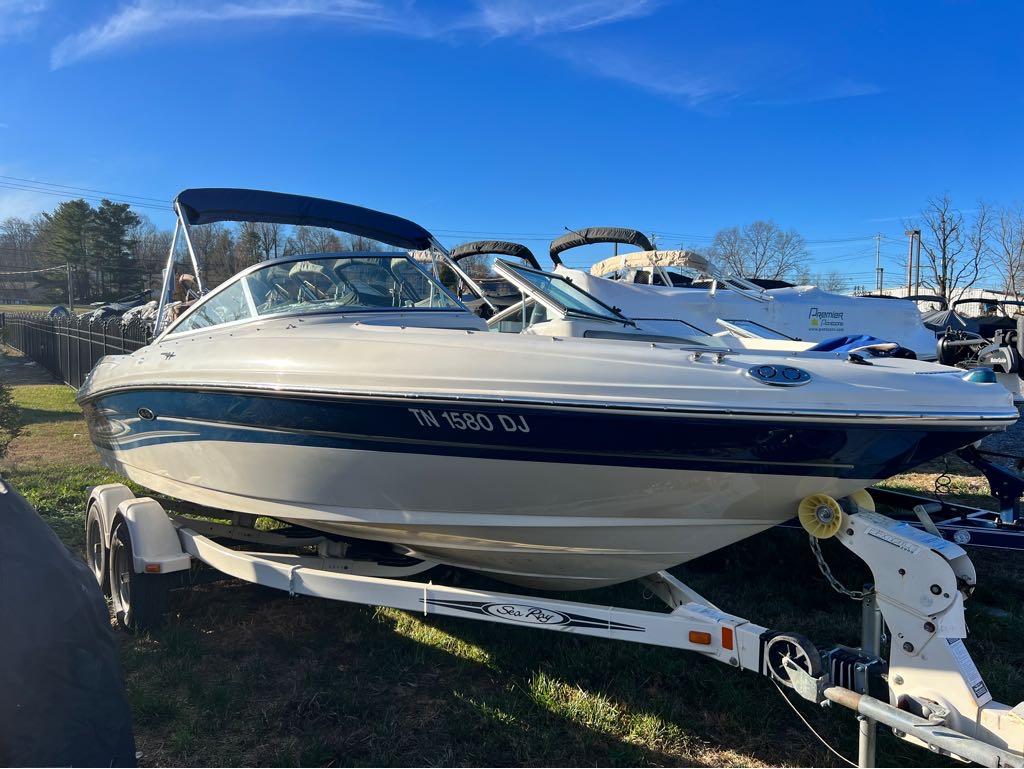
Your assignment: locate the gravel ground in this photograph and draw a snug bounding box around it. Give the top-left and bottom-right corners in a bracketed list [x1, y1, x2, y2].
[981, 404, 1024, 460]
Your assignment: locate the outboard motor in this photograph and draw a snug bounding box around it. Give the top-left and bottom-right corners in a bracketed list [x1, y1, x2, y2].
[936, 327, 985, 367]
[988, 326, 1022, 376]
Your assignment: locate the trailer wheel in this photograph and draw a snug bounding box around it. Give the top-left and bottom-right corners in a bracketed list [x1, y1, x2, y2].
[108, 518, 170, 632]
[85, 503, 109, 595]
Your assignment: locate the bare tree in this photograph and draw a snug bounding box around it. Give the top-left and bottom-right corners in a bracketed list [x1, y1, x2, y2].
[129, 217, 173, 292]
[0, 217, 45, 302]
[817, 271, 849, 293]
[186, 223, 237, 286]
[0, 217, 40, 267]
[909, 195, 987, 305]
[991, 205, 1024, 302]
[235, 221, 286, 270]
[346, 234, 385, 252]
[708, 220, 808, 281]
[286, 225, 344, 256]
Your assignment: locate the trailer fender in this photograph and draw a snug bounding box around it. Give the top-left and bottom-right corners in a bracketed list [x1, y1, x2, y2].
[88, 483, 136, 548]
[116, 497, 191, 574]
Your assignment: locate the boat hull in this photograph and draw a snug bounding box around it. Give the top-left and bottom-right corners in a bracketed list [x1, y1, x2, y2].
[82, 387, 1001, 588]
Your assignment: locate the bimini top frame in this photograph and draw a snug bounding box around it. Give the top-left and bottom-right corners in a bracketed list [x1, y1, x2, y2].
[450, 240, 541, 271]
[154, 188, 492, 335]
[549, 227, 653, 266]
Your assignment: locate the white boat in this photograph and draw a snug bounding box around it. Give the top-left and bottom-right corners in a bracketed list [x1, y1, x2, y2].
[547, 227, 939, 359]
[77, 190, 1017, 590]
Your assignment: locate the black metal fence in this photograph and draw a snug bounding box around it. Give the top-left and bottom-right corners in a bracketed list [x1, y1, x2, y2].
[1, 313, 152, 387]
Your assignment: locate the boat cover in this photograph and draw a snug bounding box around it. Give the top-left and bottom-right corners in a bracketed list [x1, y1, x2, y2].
[0, 479, 136, 767]
[590, 249, 713, 278]
[809, 334, 892, 352]
[175, 188, 434, 251]
[922, 307, 971, 332]
[451, 240, 540, 269]
[550, 227, 654, 264]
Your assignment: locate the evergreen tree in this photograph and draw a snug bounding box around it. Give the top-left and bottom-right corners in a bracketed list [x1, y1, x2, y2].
[39, 199, 94, 302]
[93, 199, 142, 298]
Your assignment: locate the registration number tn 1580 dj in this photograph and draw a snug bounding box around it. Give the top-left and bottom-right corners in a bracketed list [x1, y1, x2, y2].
[408, 408, 530, 433]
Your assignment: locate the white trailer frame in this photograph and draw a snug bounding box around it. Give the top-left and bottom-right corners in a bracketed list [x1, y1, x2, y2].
[86, 484, 1024, 768]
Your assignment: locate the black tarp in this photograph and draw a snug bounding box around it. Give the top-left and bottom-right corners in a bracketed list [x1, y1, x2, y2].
[549, 227, 654, 265]
[922, 308, 970, 332]
[175, 188, 434, 251]
[450, 240, 540, 269]
[0, 480, 135, 767]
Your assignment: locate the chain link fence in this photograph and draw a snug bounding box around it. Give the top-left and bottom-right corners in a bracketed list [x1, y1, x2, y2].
[1, 313, 152, 388]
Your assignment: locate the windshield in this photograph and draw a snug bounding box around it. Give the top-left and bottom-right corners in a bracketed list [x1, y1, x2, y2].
[451, 254, 536, 303]
[167, 253, 464, 335]
[716, 318, 794, 340]
[497, 261, 626, 323]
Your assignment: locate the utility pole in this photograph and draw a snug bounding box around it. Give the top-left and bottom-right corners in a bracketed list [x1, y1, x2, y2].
[913, 232, 922, 296]
[904, 229, 921, 297]
[874, 233, 883, 293]
[66, 261, 74, 312]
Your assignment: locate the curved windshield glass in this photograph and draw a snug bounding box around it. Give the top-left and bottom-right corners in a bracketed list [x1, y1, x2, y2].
[167, 254, 463, 335]
[497, 261, 626, 323]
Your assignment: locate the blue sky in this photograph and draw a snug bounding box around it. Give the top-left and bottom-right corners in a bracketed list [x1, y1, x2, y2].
[1, 0, 1022, 284]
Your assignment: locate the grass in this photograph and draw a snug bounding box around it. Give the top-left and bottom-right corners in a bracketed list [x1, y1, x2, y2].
[0, 302, 55, 314]
[1, 352, 1021, 767]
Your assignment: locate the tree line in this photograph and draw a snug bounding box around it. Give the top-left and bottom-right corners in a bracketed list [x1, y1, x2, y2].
[0, 199, 382, 305]
[700, 195, 1024, 305]
[3, 193, 1022, 307]
[903, 195, 1024, 307]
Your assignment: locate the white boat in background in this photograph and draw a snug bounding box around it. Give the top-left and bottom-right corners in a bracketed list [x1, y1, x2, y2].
[78, 190, 1016, 590]
[546, 227, 939, 359]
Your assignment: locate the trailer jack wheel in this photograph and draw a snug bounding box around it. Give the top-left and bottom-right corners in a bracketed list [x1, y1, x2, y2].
[764, 633, 822, 688]
[86, 503, 109, 595]
[108, 518, 171, 632]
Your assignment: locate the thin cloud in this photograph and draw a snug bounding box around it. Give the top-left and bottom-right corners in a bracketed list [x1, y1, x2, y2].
[0, 188, 55, 219]
[0, 0, 47, 41]
[51, 0, 659, 68]
[553, 43, 736, 106]
[468, 0, 659, 38]
[48, 0, 877, 114]
[755, 78, 883, 106]
[51, 0, 409, 69]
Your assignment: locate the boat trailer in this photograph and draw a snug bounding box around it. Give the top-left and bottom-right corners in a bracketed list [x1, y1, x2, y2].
[782, 444, 1024, 552]
[86, 484, 1024, 767]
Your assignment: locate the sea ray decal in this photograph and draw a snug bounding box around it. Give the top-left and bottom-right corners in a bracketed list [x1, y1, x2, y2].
[420, 598, 644, 632]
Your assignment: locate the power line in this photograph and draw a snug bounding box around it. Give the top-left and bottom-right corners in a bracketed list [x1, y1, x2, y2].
[0, 181, 171, 212]
[0, 264, 67, 276]
[0, 174, 170, 205]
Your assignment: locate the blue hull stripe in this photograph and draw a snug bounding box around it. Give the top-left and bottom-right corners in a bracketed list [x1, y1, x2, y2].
[82, 388, 991, 479]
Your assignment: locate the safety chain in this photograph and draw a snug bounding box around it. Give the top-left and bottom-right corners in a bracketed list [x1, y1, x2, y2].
[809, 535, 868, 601]
[934, 455, 953, 498]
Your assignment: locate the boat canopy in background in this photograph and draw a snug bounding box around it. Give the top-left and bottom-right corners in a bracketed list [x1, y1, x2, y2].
[450, 240, 540, 269]
[174, 188, 435, 251]
[549, 227, 654, 265]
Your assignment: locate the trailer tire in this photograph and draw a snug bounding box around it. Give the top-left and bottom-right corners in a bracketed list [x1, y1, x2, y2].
[85, 503, 109, 595]
[108, 518, 170, 632]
